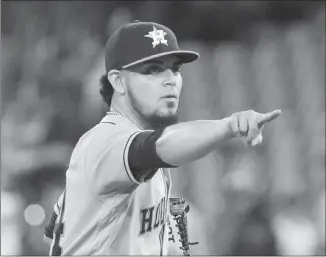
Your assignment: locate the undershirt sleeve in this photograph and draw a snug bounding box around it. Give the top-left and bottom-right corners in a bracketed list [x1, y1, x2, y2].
[128, 129, 178, 182]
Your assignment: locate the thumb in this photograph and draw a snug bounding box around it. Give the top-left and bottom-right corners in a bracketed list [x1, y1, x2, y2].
[258, 109, 281, 126]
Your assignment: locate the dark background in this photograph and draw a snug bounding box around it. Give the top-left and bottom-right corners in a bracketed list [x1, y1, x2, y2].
[1, 1, 325, 255]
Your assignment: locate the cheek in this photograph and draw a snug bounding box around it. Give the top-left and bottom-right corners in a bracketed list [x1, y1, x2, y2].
[127, 77, 157, 105]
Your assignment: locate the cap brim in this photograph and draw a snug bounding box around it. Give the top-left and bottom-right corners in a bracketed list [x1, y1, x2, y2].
[121, 50, 200, 69]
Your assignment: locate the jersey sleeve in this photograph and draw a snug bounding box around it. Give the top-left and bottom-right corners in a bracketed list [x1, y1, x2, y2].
[84, 126, 144, 197]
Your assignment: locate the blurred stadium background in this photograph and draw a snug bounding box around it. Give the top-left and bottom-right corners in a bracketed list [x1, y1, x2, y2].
[1, 1, 325, 255]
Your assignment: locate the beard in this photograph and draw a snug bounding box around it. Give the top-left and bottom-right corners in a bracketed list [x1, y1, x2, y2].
[128, 89, 179, 130]
[147, 109, 179, 130]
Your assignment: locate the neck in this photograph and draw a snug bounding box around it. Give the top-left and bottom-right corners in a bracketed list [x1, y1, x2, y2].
[110, 96, 151, 130]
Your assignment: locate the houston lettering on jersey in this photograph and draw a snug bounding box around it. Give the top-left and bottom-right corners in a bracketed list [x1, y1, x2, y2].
[139, 196, 166, 235]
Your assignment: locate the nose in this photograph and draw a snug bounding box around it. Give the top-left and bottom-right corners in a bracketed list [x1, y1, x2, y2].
[162, 69, 177, 87]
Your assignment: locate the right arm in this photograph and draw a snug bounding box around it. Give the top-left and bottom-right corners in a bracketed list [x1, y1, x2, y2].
[156, 118, 233, 166]
[129, 109, 281, 178]
[154, 109, 281, 166]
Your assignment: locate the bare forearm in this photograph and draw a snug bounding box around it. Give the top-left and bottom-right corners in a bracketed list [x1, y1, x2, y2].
[156, 118, 233, 166]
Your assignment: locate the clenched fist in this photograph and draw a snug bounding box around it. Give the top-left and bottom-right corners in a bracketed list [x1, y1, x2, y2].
[227, 109, 281, 147]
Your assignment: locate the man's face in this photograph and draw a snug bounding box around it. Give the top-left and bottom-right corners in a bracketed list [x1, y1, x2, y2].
[121, 55, 183, 129]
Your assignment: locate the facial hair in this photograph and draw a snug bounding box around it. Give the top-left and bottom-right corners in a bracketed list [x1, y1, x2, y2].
[128, 87, 179, 130]
[147, 109, 179, 130]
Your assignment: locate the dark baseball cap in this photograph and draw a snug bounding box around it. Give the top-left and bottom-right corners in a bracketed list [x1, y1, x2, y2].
[105, 20, 200, 72]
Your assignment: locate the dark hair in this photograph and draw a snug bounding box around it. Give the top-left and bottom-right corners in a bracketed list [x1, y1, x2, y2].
[99, 74, 114, 108]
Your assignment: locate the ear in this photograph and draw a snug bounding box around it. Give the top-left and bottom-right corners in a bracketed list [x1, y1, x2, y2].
[107, 70, 125, 94]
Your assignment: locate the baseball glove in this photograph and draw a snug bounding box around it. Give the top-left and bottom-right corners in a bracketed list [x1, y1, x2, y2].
[169, 197, 199, 256]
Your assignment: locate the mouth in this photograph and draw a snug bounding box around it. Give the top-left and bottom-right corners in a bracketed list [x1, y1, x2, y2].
[162, 94, 178, 99]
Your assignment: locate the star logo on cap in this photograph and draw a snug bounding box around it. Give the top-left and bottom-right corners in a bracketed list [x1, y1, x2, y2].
[144, 26, 168, 48]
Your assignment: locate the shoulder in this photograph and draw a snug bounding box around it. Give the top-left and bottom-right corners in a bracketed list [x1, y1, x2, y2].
[82, 112, 140, 140]
[82, 113, 143, 152]
[99, 112, 140, 133]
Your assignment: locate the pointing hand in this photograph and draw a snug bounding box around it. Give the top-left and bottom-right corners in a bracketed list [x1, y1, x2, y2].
[227, 109, 281, 147]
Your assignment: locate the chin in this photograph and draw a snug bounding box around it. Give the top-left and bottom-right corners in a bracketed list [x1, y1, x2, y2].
[161, 101, 179, 116]
[147, 108, 179, 129]
[160, 108, 178, 117]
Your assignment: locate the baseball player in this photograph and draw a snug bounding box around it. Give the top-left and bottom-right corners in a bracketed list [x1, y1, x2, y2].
[43, 20, 281, 255]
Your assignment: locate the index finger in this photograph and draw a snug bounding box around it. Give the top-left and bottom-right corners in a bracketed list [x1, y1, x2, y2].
[258, 109, 281, 126]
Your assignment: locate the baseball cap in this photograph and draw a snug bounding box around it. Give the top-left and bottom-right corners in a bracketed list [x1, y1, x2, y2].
[105, 20, 200, 72]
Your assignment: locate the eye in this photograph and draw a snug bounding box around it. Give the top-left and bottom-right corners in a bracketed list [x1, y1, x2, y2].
[171, 65, 181, 74]
[146, 65, 162, 75]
